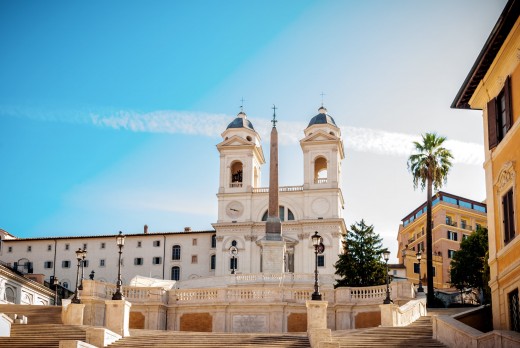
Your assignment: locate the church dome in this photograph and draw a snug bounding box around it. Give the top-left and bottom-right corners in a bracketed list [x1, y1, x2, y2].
[307, 107, 337, 128]
[226, 111, 255, 130]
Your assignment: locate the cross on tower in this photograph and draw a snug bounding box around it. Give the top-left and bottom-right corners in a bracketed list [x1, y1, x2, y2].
[240, 97, 246, 112]
[271, 104, 278, 128]
[320, 92, 326, 107]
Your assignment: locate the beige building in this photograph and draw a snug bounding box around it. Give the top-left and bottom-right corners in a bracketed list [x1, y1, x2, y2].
[397, 191, 487, 290]
[451, 0, 520, 332]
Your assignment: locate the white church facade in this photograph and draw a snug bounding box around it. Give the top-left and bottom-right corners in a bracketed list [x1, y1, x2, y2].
[0, 106, 347, 292]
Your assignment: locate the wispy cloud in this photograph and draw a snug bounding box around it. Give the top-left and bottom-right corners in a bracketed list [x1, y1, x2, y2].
[2, 106, 484, 165]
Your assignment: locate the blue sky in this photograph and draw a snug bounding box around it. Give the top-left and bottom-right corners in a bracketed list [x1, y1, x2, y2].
[0, 0, 506, 261]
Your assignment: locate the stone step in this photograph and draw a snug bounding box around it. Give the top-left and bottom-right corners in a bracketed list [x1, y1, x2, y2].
[0, 323, 88, 348]
[0, 304, 62, 324]
[108, 332, 310, 348]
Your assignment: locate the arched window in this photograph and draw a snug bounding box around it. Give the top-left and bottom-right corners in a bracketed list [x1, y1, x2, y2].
[230, 161, 243, 187]
[171, 266, 180, 281]
[211, 235, 216, 248]
[172, 245, 181, 260]
[231, 240, 237, 247]
[314, 156, 328, 184]
[210, 255, 216, 270]
[5, 287, 16, 303]
[261, 206, 295, 222]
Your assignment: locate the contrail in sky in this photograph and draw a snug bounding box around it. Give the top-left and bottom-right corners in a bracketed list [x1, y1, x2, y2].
[2, 107, 484, 165]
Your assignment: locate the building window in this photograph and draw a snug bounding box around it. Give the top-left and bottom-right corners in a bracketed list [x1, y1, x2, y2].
[231, 240, 237, 247]
[230, 161, 243, 187]
[5, 287, 16, 303]
[509, 289, 520, 333]
[153, 240, 161, 247]
[191, 255, 198, 264]
[62, 260, 71, 268]
[65, 244, 69, 250]
[503, 188, 516, 244]
[100, 259, 105, 267]
[317, 255, 325, 267]
[448, 250, 456, 258]
[461, 219, 467, 230]
[7, 246, 12, 253]
[447, 231, 458, 241]
[44, 261, 53, 269]
[261, 206, 295, 222]
[27, 246, 32, 252]
[63, 282, 69, 289]
[211, 235, 216, 248]
[488, 76, 512, 149]
[101, 242, 106, 249]
[171, 266, 180, 281]
[229, 257, 238, 270]
[172, 245, 181, 260]
[210, 255, 216, 270]
[47, 244, 52, 251]
[134, 258, 144, 266]
[192, 238, 197, 246]
[462, 234, 468, 241]
[414, 263, 420, 274]
[137, 241, 142, 248]
[82, 260, 89, 268]
[476, 223, 482, 231]
[153, 257, 162, 265]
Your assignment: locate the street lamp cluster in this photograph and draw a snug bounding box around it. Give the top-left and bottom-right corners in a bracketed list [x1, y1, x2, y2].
[64, 231, 126, 305]
[382, 250, 392, 304]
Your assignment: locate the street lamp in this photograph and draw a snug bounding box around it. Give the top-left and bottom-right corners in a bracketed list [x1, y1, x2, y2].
[311, 231, 324, 301]
[229, 246, 238, 274]
[416, 251, 424, 292]
[71, 248, 87, 303]
[382, 250, 392, 304]
[78, 249, 87, 291]
[53, 277, 59, 306]
[112, 231, 126, 300]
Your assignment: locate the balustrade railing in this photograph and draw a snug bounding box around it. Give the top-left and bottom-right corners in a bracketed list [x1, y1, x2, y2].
[314, 178, 327, 184]
[252, 185, 304, 193]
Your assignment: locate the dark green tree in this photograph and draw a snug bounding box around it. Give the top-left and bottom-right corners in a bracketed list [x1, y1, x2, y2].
[334, 220, 387, 287]
[450, 227, 490, 304]
[408, 132, 453, 307]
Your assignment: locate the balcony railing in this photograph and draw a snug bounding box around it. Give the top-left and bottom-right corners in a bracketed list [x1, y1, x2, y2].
[445, 221, 457, 227]
[252, 185, 303, 193]
[229, 182, 243, 188]
[314, 178, 327, 184]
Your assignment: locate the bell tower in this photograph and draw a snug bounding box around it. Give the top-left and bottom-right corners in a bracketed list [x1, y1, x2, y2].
[300, 106, 344, 190]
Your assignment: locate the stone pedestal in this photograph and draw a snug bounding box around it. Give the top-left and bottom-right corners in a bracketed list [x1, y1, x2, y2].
[306, 300, 328, 330]
[257, 239, 286, 273]
[62, 303, 85, 326]
[105, 300, 132, 337]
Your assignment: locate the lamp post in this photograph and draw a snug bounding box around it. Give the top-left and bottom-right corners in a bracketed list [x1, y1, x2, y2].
[382, 250, 392, 304]
[71, 248, 87, 303]
[78, 249, 87, 291]
[229, 246, 238, 274]
[416, 251, 424, 292]
[53, 277, 59, 306]
[311, 231, 324, 301]
[112, 231, 126, 300]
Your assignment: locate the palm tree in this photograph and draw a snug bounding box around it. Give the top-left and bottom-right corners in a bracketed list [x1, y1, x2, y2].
[408, 133, 453, 307]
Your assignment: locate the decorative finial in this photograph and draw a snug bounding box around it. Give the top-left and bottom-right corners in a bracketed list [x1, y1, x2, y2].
[271, 104, 278, 128]
[320, 92, 326, 107]
[240, 97, 246, 112]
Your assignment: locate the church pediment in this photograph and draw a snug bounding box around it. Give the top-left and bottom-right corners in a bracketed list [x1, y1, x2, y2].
[217, 135, 255, 148]
[300, 130, 338, 143]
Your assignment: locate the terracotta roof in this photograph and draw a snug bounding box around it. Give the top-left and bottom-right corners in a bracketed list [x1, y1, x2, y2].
[452, 0, 519, 109]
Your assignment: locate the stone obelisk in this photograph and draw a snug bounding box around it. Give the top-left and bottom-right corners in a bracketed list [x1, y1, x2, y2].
[266, 106, 282, 241]
[258, 105, 286, 273]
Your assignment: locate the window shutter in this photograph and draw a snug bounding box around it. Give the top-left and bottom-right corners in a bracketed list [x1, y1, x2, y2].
[504, 76, 512, 132]
[487, 98, 498, 149]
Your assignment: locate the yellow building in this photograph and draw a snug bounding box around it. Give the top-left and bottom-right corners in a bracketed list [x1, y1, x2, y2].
[397, 192, 487, 290]
[452, 0, 520, 331]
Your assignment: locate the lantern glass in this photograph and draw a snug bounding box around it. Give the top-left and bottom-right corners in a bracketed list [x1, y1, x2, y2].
[383, 250, 390, 261]
[311, 231, 322, 246]
[116, 231, 126, 247]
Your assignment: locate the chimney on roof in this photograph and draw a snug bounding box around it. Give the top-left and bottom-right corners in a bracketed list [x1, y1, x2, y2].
[184, 227, 192, 232]
[144, 225, 148, 234]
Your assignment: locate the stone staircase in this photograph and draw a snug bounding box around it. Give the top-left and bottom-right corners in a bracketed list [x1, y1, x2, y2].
[0, 323, 88, 348]
[0, 304, 62, 324]
[331, 317, 446, 347]
[107, 330, 310, 348]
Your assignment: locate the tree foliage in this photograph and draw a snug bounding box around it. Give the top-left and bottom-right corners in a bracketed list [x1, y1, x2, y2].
[450, 227, 490, 304]
[334, 220, 387, 287]
[407, 133, 453, 192]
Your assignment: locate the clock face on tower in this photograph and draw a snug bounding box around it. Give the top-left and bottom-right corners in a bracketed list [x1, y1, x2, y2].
[226, 201, 244, 219]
